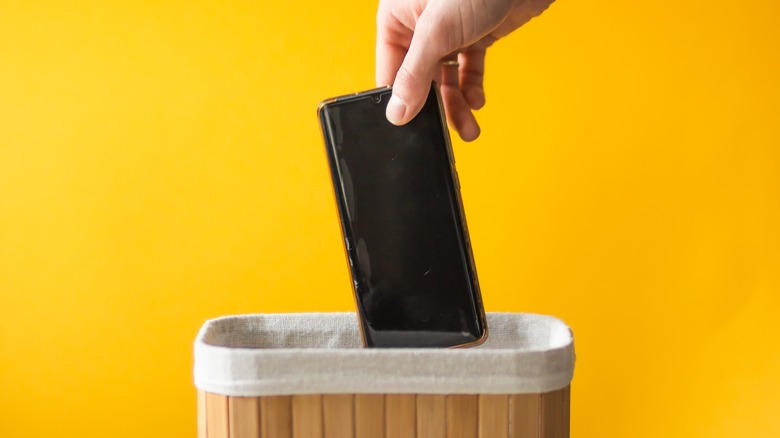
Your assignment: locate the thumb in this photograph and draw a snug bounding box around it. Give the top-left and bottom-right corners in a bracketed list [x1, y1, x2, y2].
[386, 13, 449, 125]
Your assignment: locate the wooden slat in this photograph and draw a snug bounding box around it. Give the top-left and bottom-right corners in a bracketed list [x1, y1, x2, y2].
[479, 395, 508, 438]
[386, 395, 416, 438]
[510, 394, 540, 438]
[206, 393, 230, 438]
[416, 395, 445, 438]
[323, 394, 354, 438]
[540, 388, 568, 438]
[198, 390, 208, 438]
[446, 395, 478, 438]
[354, 394, 384, 438]
[261, 396, 293, 438]
[562, 386, 570, 438]
[230, 396, 261, 438]
[292, 395, 323, 438]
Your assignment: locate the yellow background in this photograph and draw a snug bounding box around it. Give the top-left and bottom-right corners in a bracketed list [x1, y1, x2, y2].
[1, 1, 778, 436]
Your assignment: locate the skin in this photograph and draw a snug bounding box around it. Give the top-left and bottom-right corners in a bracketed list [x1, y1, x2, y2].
[376, 0, 556, 141]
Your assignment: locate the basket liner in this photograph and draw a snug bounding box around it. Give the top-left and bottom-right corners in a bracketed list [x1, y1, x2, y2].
[194, 312, 574, 397]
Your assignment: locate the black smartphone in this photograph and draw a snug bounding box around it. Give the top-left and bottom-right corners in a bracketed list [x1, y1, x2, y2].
[318, 84, 487, 348]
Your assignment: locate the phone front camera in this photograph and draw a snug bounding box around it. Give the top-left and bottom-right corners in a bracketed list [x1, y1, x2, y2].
[371, 95, 382, 104]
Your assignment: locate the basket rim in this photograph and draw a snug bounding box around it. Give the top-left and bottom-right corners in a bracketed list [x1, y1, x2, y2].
[193, 312, 575, 396]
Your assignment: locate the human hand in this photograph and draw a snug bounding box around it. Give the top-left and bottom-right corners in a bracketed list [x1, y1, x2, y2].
[376, 0, 555, 141]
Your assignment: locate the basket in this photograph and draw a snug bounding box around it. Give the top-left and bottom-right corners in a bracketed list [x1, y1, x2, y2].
[194, 312, 575, 438]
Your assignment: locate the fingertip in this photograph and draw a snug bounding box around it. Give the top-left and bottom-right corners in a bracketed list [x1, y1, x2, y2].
[463, 87, 486, 110]
[458, 120, 481, 142]
[385, 94, 407, 125]
[440, 84, 481, 142]
[387, 66, 428, 125]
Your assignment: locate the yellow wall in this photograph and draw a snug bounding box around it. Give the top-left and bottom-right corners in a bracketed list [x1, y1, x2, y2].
[1, 1, 778, 436]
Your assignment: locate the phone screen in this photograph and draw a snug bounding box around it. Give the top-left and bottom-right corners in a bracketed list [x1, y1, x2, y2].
[319, 86, 485, 348]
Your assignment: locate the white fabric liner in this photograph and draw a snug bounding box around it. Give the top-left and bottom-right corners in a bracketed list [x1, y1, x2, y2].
[194, 312, 574, 397]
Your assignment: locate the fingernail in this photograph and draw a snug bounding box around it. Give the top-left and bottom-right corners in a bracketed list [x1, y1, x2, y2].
[386, 95, 406, 125]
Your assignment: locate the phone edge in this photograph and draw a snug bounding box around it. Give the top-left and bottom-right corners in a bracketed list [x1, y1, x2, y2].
[317, 97, 370, 348]
[430, 84, 489, 349]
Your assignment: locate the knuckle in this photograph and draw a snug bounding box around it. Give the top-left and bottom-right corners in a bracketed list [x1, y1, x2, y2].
[393, 65, 418, 94]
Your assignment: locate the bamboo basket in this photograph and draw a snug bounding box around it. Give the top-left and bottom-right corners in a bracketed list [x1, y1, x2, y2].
[194, 313, 575, 438]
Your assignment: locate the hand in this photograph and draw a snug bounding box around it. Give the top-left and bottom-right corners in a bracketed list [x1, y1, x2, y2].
[376, 0, 555, 141]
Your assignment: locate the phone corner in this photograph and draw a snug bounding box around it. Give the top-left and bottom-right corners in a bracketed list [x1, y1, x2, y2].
[473, 324, 490, 347]
[465, 311, 491, 348]
[316, 99, 334, 119]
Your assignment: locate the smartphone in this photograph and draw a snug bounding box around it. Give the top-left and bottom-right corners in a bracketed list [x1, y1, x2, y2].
[318, 84, 487, 348]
